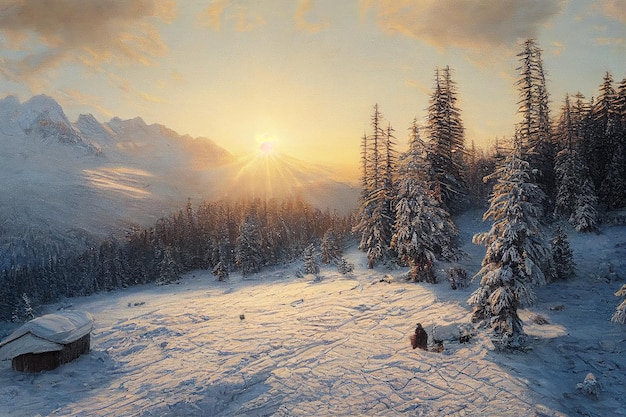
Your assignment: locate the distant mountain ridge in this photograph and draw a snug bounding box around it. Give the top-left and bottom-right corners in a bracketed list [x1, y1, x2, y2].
[0, 94, 358, 268]
[0, 94, 235, 267]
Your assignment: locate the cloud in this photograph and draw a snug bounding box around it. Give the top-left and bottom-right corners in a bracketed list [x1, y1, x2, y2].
[59, 88, 115, 119]
[198, 0, 265, 32]
[139, 91, 167, 104]
[199, 0, 230, 31]
[551, 41, 565, 56]
[295, 0, 329, 33]
[595, 0, 626, 23]
[0, 0, 175, 87]
[406, 79, 429, 96]
[171, 71, 187, 84]
[361, 0, 567, 50]
[594, 37, 625, 46]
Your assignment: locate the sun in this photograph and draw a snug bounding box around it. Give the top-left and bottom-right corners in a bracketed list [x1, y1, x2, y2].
[256, 133, 277, 155]
[259, 140, 275, 155]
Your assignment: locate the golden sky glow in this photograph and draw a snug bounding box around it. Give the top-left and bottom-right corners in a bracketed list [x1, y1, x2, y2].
[1, 1, 625, 181]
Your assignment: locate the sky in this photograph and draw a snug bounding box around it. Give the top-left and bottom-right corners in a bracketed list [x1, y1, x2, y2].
[1, 0, 625, 181]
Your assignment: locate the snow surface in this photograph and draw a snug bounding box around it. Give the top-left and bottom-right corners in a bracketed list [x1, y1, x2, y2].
[0, 211, 625, 416]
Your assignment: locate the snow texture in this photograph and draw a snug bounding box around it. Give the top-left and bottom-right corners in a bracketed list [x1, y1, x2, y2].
[0, 211, 624, 416]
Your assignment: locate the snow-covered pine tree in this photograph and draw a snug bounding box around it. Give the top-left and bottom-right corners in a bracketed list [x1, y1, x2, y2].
[468, 137, 551, 349]
[593, 72, 626, 210]
[212, 261, 229, 281]
[516, 39, 555, 209]
[235, 208, 264, 276]
[156, 246, 180, 285]
[321, 229, 342, 264]
[13, 293, 35, 322]
[550, 224, 575, 281]
[353, 104, 395, 268]
[599, 139, 626, 210]
[612, 284, 626, 324]
[303, 243, 320, 275]
[554, 94, 600, 231]
[336, 257, 354, 275]
[383, 123, 398, 250]
[465, 140, 496, 208]
[571, 177, 600, 232]
[426, 66, 469, 214]
[617, 75, 626, 134]
[589, 72, 620, 198]
[554, 94, 580, 217]
[391, 120, 459, 283]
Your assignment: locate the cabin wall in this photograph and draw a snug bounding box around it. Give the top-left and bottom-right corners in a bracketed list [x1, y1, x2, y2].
[11, 334, 91, 373]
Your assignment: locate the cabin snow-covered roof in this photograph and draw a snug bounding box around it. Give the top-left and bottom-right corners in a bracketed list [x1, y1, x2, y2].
[0, 311, 94, 361]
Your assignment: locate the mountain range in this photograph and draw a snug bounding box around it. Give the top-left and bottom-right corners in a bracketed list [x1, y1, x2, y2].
[0, 95, 358, 266]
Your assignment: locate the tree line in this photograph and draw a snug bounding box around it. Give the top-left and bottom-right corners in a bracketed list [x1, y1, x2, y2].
[1, 197, 351, 322]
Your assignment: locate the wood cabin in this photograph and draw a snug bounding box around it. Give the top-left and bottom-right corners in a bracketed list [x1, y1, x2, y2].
[0, 310, 94, 373]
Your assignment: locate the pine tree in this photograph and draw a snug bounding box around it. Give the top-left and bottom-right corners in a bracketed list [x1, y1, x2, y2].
[570, 177, 600, 232]
[321, 229, 342, 264]
[599, 141, 626, 209]
[466, 141, 496, 208]
[391, 120, 459, 283]
[554, 94, 580, 216]
[612, 284, 626, 324]
[516, 39, 555, 208]
[554, 94, 600, 231]
[353, 104, 395, 268]
[12, 293, 35, 322]
[156, 246, 180, 285]
[426, 66, 468, 213]
[383, 123, 398, 247]
[235, 208, 264, 277]
[303, 243, 320, 275]
[212, 261, 229, 281]
[468, 138, 551, 350]
[588, 72, 619, 195]
[590, 72, 626, 209]
[336, 257, 354, 275]
[550, 224, 575, 281]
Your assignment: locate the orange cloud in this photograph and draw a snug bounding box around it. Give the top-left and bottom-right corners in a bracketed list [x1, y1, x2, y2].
[361, 0, 566, 50]
[596, 0, 626, 23]
[594, 37, 625, 46]
[0, 0, 175, 86]
[199, 0, 230, 31]
[295, 0, 329, 33]
[551, 41, 565, 56]
[199, 0, 266, 32]
[59, 88, 115, 119]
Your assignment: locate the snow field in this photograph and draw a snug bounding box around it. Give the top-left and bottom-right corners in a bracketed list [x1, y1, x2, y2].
[0, 262, 555, 416]
[1, 217, 625, 416]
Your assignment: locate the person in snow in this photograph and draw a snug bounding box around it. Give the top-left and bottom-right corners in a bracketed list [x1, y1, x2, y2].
[411, 323, 428, 350]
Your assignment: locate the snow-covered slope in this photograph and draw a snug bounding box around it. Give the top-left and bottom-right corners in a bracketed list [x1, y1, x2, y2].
[0, 95, 235, 267]
[0, 213, 624, 417]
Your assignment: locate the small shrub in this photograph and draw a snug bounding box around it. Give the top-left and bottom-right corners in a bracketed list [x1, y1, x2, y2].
[336, 257, 354, 275]
[576, 373, 601, 399]
[447, 267, 468, 290]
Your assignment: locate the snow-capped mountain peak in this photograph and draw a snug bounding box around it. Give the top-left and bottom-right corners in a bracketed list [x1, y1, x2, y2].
[75, 113, 116, 139]
[16, 94, 72, 130]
